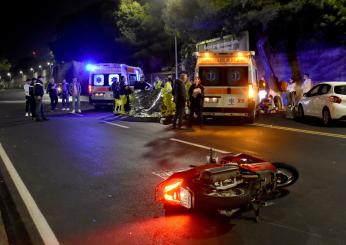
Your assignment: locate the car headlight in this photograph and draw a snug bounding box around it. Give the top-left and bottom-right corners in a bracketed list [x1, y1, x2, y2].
[204, 97, 218, 103]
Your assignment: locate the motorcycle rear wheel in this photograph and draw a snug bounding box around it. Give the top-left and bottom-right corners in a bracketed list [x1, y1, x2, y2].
[197, 188, 251, 210]
[273, 162, 299, 188]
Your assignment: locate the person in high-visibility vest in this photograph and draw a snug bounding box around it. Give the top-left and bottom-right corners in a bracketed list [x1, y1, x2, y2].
[118, 76, 127, 114]
[154, 76, 163, 90]
[111, 77, 121, 114]
[185, 78, 192, 115]
[160, 77, 176, 117]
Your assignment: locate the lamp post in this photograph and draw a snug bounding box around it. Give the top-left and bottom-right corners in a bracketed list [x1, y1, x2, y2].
[175, 32, 178, 79]
[47, 62, 53, 77]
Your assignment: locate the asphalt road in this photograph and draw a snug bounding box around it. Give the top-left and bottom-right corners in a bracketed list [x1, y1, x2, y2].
[0, 89, 346, 245]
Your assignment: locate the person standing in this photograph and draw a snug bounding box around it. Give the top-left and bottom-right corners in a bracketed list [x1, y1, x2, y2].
[154, 76, 163, 90]
[302, 73, 312, 94]
[188, 77, 204, 128]
[287, 77, 297, 107]
[24, 79, 31, 117]
[34, 76, 48, 121]
[70, 78, 82, 113]
[172, 73, 187, 129]
[29, 78, 36, 119]
[47, 78, 58, 111]
[111, 77, 120, 113]
[61, 79, 70, 110]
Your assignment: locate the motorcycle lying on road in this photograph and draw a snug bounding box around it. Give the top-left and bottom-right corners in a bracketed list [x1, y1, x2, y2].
[156, 150, 299, 221]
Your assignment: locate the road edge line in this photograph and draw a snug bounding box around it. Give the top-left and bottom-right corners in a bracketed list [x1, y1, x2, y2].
[252, 123, 346, 139]
[0, 144, 60, 245]
[102, 121, 130, 129]
[169, 138, 229, 154]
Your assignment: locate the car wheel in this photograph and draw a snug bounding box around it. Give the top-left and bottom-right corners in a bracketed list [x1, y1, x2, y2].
[298, 105, 304, 120]
[274, 96, 282, 110]
[247, 109, 257, 124]
[322, 107, 332, 126]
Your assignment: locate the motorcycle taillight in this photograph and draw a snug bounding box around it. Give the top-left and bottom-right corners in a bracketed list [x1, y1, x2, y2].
[156, 178, 192, 209]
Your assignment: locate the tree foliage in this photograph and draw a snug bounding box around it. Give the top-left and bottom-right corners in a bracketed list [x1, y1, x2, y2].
[115, 0, 173, 71]
[0, 58, 11, 73]
[115, 0, 345, 72]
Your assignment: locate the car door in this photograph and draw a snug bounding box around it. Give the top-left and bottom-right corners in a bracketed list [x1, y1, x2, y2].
[302, 85, 320, 116]
[314, 84, 331, 118]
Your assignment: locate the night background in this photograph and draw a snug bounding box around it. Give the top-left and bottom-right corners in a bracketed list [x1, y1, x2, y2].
[0, 1, 346, 245]
[0, 0, 345, 80]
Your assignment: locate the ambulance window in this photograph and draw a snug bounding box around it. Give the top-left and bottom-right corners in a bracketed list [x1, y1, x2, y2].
[200, 68, 221, 86]
[225, 67, 248, 86]
[93, 74, 104, 86]
[128, 74, 137, 86]
[109, 74, 120, 86]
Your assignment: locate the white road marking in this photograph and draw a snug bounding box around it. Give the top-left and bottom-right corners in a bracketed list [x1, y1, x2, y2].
[169, 138, 229, 153]
[0, 143, 60, 245]
[252, 123, 346, 139]
[153, 167, 192, 180]
[102, 121, 129, 129]
[0, 100, 51, 104]
[69, 112, 83, 117]
[97, 114, 116, 121]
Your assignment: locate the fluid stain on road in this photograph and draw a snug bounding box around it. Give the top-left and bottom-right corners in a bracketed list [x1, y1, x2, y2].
[64, 212, 235, 245]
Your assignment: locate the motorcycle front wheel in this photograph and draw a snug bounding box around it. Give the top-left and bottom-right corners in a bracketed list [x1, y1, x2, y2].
[273, 162, 299, 188]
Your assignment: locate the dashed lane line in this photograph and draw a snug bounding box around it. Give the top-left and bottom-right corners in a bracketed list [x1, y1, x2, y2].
[0, 143, 60, 245]
[169, 138, 229, 154]
[252, 123, 346, 139]
[102, 121, 130, 129]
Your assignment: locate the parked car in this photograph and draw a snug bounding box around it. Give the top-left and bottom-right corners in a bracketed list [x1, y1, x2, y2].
[297, 82, 346, 125]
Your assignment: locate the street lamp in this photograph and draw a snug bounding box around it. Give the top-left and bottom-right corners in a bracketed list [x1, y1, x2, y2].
[38, 65, 42, 69]
[7, 72, 11, 78]
[175, 32, 178, 79]
[30, 67, 34, 73]
[19, 70, 23, 75]
[47, 62, 51, 66]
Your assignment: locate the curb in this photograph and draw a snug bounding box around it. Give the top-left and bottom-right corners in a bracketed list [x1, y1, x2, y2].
[0, 210, 9, 245]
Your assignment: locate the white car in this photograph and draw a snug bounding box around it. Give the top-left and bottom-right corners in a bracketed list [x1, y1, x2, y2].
[297, 82, 346, 125]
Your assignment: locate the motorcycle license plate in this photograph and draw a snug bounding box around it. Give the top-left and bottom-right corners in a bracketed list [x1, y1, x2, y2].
[179, 188, 192, 209]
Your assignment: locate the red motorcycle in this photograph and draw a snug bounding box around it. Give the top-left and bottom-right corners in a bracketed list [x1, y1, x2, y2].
[156, 150, 298, 220]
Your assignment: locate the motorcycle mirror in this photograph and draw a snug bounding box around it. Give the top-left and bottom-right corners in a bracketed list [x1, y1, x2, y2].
[207, 148, 218, 163]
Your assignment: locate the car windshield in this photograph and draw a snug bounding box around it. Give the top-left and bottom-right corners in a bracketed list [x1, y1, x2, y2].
[334, 85, 346, 95]
[199, 66, 248, 86]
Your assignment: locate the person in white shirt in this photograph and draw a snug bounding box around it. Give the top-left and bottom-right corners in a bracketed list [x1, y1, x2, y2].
[287, 77, 297, 107]
[23, 79, 31, 116]
[302, 73, 312, 94]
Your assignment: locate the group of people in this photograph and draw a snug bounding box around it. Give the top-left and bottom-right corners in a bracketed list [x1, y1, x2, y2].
[259, 73, 313, 109]
[286, 73, 312, 108]
[111, 75, 133, 114]
[24, 77, 82, 122]
[171, 73, 204, 129]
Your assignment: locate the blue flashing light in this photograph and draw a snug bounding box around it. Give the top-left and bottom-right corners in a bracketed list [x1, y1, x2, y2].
[86, 64, 97, 72]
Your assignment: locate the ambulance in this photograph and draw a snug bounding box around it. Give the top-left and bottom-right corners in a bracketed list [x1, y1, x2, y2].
[87, 63, 143, 107]
[195, 35, 260, 123]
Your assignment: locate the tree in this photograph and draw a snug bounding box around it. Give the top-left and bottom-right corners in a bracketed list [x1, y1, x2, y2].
[115, 0, 173, 71]
[0, 58, 11, 73]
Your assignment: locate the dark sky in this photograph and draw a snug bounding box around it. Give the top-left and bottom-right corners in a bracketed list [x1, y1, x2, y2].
[0, 0, 97, 62]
